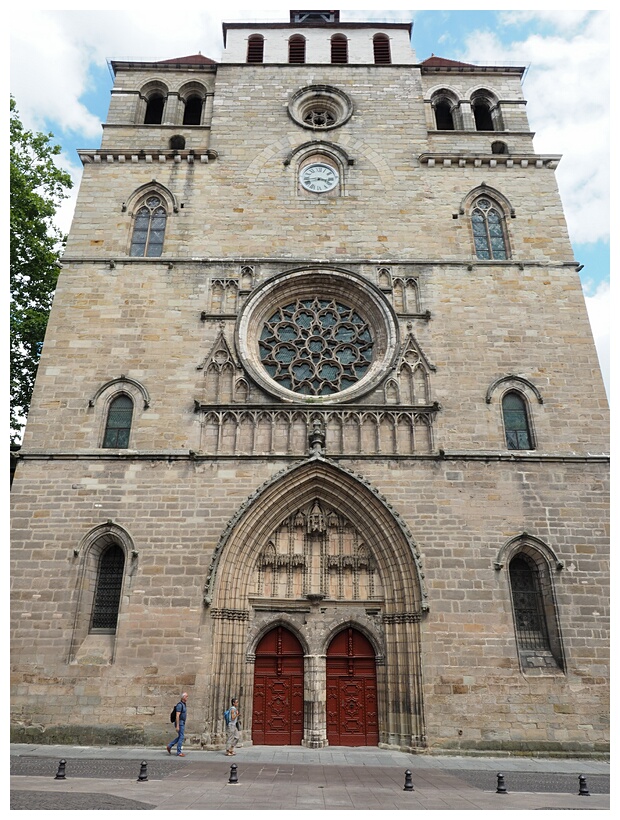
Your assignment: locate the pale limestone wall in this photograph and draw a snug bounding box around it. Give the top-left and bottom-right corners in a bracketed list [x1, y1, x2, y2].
[11, 41, 609, 753]
[22, 257, 608, 455]
[10, 456, 609, 751]
[104, 68, 216, 132]
[65, 67, 571, 263]
[221, 25, 416, 65]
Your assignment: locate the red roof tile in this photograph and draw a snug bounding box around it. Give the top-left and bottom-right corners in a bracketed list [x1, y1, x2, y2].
[419, 55, 476, 68]
[157, 54, 217, 65]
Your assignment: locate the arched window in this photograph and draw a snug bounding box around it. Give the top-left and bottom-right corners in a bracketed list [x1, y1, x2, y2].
[500, 538, 564, 673]
[373, 34, 391, 64]
[331, 34, 348, 64]
[509, 554, 549, 653]
[103, 394, 133, 448]
[247, 34, 264, 63]
[502, 391, 532, 450]
[434, 98, 455, 130]
[289, 35, 306, 64]
[130, 195, 167, 257]
[471, 196, 508, 260]
[492, 140, 508, 155]
[144, 93, 165, 125]
[183, 94, 203, 125]
[473, 99, 493, 130]
[90, 544, 125, 632]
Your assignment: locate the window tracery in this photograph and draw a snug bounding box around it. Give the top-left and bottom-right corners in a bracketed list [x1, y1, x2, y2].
[130, 195, 167, 257]
[258, 297, 373, 396]
[471, 196, 508, 260]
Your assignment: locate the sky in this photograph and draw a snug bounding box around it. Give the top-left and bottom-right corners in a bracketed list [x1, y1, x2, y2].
[9, 2, 611, 397]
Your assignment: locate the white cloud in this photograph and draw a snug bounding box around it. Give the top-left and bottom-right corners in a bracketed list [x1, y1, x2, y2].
[498, 10, 592, 33]
[10, 12, 102, 138]
[457, 11, 609, 246]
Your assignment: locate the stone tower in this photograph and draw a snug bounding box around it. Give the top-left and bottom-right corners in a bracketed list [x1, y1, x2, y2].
[10, 11, 609, 754]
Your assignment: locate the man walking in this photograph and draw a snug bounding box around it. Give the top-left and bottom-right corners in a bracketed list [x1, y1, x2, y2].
[167, 692, 188, 757]
[225, 697, 240, 756]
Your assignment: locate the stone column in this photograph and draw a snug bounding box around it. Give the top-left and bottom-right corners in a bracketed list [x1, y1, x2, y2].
[302, 652, 328, 748]
[459, 101, 475, 131]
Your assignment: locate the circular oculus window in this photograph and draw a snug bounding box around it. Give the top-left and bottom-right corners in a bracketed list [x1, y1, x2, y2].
[236, 269, 399, 404]
[288, 85, 353, 131]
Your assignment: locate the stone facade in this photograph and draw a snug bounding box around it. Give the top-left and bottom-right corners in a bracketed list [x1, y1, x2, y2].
[11, 12, 609, 755]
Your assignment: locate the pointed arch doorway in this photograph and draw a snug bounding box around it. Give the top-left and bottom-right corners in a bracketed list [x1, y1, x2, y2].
[327, 627, 379, 746]
[252, 626, 304, 745]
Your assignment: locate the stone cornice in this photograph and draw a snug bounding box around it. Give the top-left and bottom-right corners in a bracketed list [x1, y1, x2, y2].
[78, 148, 218, 166]
[58, 257, 582, 269]
[418, 152, 561, 169]
[16, 451, 609, 464]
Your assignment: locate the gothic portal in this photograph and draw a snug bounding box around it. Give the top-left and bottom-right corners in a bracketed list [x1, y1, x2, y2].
[10, 10, 609, 755]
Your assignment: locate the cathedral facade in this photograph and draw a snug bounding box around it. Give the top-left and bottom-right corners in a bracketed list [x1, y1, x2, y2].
[10, 11, 609, 754]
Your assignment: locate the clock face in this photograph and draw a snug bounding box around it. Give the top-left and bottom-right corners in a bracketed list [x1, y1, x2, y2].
[299, 163, 339, 193]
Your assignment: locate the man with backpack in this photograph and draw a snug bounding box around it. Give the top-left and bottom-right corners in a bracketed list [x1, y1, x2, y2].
[166, 692, 188, 756]
[224, 697, 240, 756]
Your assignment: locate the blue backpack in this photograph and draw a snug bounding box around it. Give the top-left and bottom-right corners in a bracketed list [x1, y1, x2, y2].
[224, 707, 231, 726]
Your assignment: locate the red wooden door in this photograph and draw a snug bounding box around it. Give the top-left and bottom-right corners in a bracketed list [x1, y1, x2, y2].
[326, 627, 379, 746]
[252, 626, 304, 745]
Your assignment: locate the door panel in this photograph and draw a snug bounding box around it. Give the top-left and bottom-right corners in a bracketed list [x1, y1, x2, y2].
[252, 626, 304, 745]
[326, 627, 379, 746]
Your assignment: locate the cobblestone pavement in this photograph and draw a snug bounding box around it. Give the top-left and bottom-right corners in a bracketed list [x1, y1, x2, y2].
[10, 744, 611, 811]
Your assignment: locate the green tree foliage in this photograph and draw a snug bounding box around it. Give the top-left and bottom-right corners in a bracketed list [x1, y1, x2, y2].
[10, 96, 72, 444]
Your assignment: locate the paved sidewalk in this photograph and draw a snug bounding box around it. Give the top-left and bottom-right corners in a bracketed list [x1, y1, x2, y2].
[11, 743, 610, 811]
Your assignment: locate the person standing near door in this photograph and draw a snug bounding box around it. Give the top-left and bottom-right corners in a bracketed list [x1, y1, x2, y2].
[225, 697, 240, 755]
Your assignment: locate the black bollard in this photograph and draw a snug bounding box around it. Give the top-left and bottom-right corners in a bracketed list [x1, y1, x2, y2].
[578, 775, 590, 796]
[137, 761, 148, 782]
[496, 772, 507, 794]
[54, 759, 67, 780]
[403, 769, 414, 791]
[228, 763, 239, 784]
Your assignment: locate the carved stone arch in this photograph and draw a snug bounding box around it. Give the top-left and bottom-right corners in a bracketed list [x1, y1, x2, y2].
[197, 330, 239, 404]
[466, 85, 500, 106]
[136, 80, 169, 125]
[322, 616, 385, 662]
[88, 377, 150, 449]
[139, 79, 169, 99]
[205, 458, 426, 610]
[429, 86, 462, 130]
[494, 533, 565, 674]
[125, 181, 178, 217]
[468, 86, 504, 131]
[89, 376, 150, 409]
[398, 332, 435, 405]
[384, 377, 400, 404]
[202, 457, 427, 749]
[284, 139, 354, 169]
[459, 184, 515, 219]
[246, 615, 311, 660]
[486, 374, 544, 405]
[494, 532, 563, 573]
[178, 80, 208, 103]
[69, 522, 136, 666]
[178, 81, 208, 126]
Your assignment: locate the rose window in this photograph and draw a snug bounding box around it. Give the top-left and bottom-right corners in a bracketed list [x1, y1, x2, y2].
[288, 85, 353, 131]
[259, 297, 374, 396]
[303, 108, 336, 128]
